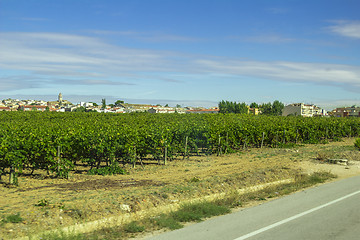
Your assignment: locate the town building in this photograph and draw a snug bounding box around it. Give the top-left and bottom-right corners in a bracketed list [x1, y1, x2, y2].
[331, 107, 360, 117]
[0, 106, 11, 111]
[48, 93, 72, 108]
[58, 93, 63, 104]
[282, 103, 326, 117]
[248, 107, 259, 115]
[186, 107, 220, 114]
[18, 105, 48, 112]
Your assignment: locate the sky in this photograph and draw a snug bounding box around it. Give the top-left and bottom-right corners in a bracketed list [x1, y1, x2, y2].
[0, 0, 360, 109]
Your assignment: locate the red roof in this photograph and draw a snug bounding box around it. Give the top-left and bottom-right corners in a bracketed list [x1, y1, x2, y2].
[20, 105, 47, 108]
[187, 109, 219, 112]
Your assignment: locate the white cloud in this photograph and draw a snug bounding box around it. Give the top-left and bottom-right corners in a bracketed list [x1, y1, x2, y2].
[0, 75, 133, 92]
[89, 30, 200, 42]
[0, 76, 44, 91]
[193, 59, 360, 89]
[327, 20, 360, 39]
[0, 32, 177, 75]
[0, 32, 359, 94]
[229, 34, 295, 43]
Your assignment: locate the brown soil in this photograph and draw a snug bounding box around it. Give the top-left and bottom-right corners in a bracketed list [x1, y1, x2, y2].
[1, 138, 359, 239]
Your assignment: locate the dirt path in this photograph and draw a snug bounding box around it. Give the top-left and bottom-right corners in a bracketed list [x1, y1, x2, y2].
[297, 138, 360, 178]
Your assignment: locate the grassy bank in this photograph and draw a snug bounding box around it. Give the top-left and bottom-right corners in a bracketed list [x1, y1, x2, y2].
[4, 137, 359, 239]
[34, 171, 336, 240]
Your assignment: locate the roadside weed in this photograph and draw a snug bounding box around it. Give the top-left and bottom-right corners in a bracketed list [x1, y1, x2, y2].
[2, 212, 23, 224]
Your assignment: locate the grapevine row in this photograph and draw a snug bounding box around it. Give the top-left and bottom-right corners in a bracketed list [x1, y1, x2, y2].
[0, 112, 359, 182]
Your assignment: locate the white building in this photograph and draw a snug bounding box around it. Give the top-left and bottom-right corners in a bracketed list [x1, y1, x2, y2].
[80, 102, 94, 107]
[282, 103, 326, 117]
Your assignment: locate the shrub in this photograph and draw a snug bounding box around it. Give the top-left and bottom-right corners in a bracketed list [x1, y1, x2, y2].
[172, 202, 230, 222]
[316, 152, 330, 161]
[189, 177, 200, 183]
[151, 214, 183, 230]
[124, 221, 145, 233]
[35, 199, 50, 207]
[354, 138, 360, 150]
[88, 163, 127, 176]
[2, 213, 23, 223]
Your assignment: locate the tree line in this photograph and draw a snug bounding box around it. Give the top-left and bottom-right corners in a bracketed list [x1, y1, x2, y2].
[219, 100, 284, 116]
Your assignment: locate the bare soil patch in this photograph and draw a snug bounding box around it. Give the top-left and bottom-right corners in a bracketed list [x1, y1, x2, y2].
[1, 138, 359, 239]
[16, 179, 165, 192]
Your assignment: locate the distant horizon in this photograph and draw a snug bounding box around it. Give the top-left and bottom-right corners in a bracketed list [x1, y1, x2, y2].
[1, 0, 359, 110]
[1, 93, 359, 111]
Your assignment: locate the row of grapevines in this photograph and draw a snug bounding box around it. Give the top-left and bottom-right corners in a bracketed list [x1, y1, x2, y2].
[1, 111, 359, 182]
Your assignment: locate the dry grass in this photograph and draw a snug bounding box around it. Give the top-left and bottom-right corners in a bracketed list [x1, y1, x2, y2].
[1, 138, 359, 239]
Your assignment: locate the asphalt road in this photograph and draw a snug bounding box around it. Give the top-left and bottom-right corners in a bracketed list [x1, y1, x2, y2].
[146, 175, 360, 240]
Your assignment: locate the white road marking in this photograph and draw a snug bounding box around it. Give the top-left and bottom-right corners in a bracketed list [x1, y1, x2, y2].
[234, 190, 360, 240]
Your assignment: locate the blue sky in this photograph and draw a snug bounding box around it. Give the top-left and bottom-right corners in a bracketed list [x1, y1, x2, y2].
[0, 0, 359, 109]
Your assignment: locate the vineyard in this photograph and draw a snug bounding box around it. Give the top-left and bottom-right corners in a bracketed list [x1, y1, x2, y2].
[1, 111, 360, 183]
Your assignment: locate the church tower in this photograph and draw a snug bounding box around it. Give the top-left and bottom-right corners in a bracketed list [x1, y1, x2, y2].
[58, 93, 63, 104]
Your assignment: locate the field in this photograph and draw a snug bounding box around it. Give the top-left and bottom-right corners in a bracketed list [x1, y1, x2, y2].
[1, 137, 359, 239]
[1, 112, 360, 239]
[1, 112, 360, 180]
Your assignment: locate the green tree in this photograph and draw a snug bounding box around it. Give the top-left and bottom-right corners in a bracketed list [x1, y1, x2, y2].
[272, 100, 284, 116]
[260, 100, 284, 116]
[115, 100, 124, 106]
[101, 99, 106, 109]
[218, 100, 248, 114]
[235, 102, 248, 114]
[249, 102, 259, 109]
[218, 100, 228, 113]
[73, 106, 86, 112]
[260, 102, 272, 115]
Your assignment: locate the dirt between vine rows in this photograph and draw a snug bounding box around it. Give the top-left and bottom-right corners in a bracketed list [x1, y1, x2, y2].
[1, 138, 360, 239]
